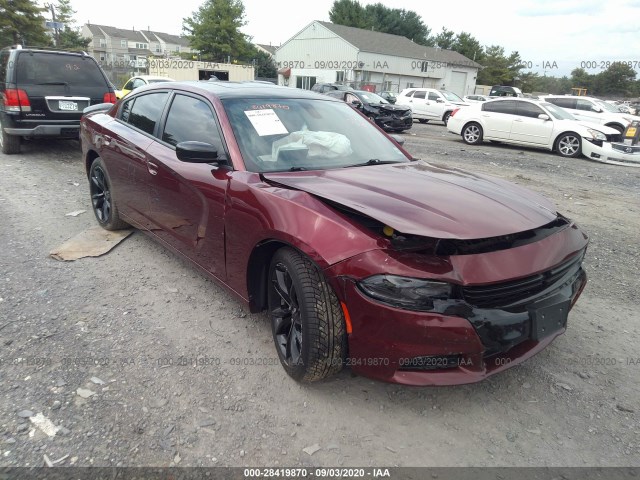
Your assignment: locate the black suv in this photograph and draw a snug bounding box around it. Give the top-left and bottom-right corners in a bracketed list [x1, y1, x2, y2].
[0, 45, 115, 154]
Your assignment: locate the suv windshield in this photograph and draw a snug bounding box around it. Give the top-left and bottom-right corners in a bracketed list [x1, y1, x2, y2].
[441, 90, 464, 102]
[541, 102, 575, 120]
[222, 98, 408, 173]
[16, 53, 106, 86]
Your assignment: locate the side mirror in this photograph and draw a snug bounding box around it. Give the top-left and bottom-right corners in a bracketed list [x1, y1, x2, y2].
[389, 134, 405, 146]
[436, 98, 445, 103]
[351, 100, 362, 107]
[592, 106, 602, 113]
[176, 141, 220, 163]
[538, 114, 550, 121]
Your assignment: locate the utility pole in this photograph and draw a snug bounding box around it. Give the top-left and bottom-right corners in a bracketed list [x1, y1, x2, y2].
[44, 3, 60, 46]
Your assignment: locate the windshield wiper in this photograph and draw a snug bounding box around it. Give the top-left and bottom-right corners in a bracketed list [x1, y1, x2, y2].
[37, 82, 69, 86]
[348, 159, 403, 168]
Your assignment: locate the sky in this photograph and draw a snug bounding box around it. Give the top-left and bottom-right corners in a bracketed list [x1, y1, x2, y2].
[66, 0, 640, 77]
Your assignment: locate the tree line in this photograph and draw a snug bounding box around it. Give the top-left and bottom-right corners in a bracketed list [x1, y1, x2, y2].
[2, 0, 638, 96]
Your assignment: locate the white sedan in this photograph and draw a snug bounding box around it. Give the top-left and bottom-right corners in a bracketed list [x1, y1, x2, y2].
[447, 98, 629, 161]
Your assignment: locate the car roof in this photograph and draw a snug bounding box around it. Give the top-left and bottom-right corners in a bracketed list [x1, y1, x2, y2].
[138, 81, 339, 101]
[132, 75, 174, 81]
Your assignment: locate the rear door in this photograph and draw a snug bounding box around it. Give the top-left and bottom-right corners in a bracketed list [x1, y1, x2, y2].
[100, 91, 170, 228]
[481, 100, 517, 140]
[408, 90, 428, 117]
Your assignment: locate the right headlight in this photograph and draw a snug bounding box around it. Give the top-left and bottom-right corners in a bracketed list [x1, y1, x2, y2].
[358, 275, 452, 311]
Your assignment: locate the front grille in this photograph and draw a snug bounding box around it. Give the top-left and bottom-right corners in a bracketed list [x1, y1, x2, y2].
[612, 143, 640, 154]
[606, 133, 622, 143]
[461, 252, 584, 309]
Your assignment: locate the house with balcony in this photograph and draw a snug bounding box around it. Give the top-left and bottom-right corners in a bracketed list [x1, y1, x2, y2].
[81, 23, 194, 83]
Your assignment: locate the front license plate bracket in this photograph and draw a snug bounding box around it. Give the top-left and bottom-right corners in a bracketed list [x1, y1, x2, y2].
[529, 299, 570, 340]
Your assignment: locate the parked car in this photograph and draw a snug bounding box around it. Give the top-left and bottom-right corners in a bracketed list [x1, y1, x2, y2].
[489, 85, 524, 97]
[395, 88, 468, 125]
[80, 80, 588, 386]
[378, 91, 397, 104]
[541, 95, 635, 133]
[310, 83, 352, 94]
[463, 94, 490, 103]
[447, 98, 622, 159]
[115, 75, 175, 99]
[325, 89, 412, 132]
[0, 45, 115, 154]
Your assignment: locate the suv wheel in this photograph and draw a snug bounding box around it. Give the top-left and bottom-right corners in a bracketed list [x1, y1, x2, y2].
[0, 117, 21, 154]
[443, 111, 452, 126]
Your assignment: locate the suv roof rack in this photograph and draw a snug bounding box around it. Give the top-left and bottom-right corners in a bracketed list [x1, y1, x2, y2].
[19, 45, 90, 56]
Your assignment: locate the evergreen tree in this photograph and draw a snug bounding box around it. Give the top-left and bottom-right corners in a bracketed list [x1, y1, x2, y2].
[0, 0, 51, 46]
[183, 0, 252, 62]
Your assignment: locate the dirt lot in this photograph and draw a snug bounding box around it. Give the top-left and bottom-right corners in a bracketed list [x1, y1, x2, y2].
[0, 123, 639, 469]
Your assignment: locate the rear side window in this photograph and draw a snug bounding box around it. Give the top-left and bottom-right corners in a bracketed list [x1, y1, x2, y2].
[125, 92, 169, 135]
[546, 97, 576, 109]
[483, 100, 517, 115]
[413, 91, 426, 99]
[15, 53, 107, 87]
[0, 50, 9, 83]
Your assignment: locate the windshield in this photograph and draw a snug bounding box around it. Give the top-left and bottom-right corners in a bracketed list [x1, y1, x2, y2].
[222, 98, 409, 173]
[357, 91, 388, 104]
[596, 100, 621, 113]
[541, 102, 575, 120]
[440, 90, 464, 102]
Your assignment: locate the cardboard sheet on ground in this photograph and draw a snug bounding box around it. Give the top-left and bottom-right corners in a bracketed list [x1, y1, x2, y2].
[49, 226, 133, 261]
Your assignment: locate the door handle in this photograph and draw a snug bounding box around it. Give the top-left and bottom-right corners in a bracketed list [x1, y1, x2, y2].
[514, 119, 524, 122]
[147, 161, 159, 176]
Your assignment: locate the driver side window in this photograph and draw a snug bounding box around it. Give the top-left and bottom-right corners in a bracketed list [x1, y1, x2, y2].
[162, 94, 226, 160]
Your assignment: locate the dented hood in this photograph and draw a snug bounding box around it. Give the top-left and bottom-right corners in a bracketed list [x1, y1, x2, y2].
[263, 161, 558, 240]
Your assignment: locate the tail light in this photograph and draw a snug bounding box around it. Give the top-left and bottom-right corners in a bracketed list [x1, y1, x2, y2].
[103, 92, 116, 103]
[450, 108, 460, 117]
[4, 88, 31, 112]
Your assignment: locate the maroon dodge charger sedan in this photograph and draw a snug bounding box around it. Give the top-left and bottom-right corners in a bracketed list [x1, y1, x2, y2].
[80, 81, 588, 386]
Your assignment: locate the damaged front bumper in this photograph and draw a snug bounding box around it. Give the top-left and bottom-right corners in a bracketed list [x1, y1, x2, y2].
[326, 222, 589, 386]
[582, 140, 640, 167]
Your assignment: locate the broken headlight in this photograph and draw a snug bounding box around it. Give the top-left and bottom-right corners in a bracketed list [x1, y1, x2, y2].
[358, 275, 452, 311]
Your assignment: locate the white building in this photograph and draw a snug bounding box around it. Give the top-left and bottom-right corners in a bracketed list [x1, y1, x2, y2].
[275, 21, 482, 97]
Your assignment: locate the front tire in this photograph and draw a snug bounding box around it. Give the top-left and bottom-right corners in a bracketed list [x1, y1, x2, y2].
[442, 111, 452, 126]
[556, 132, 581, 158]
[0, 117, 21, 154]
[462, 122, 483, 145]
[89, 157, 129, 230]
[268, 247, 347, 382]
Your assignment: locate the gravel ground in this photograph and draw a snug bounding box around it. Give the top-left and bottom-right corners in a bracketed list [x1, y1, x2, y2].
[0, 124, 639, 469]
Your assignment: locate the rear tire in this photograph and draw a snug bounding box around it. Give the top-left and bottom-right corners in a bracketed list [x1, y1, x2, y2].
[443, 111, 452, 126]
[89, 157, 129, 230]
[0, 117, 21, 154]
[461, 122, 483, 145]
[268, 247, 347, 382]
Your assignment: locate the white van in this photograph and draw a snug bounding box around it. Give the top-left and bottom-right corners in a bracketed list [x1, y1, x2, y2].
[395, 88, 469, 125]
